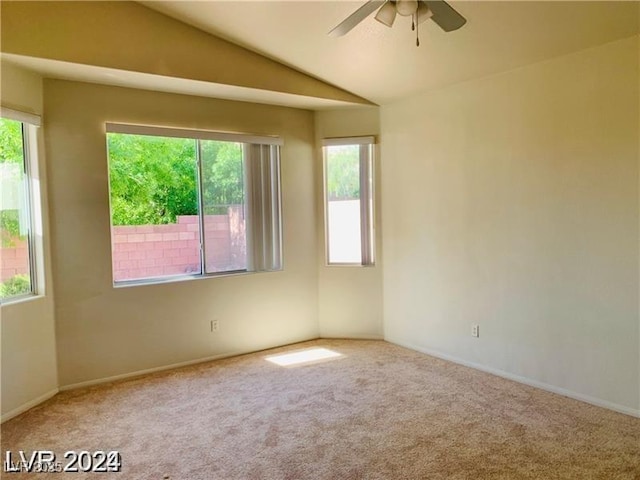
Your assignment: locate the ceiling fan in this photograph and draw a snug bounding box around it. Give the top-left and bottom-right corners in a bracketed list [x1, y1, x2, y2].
[328, 0, 466, 46]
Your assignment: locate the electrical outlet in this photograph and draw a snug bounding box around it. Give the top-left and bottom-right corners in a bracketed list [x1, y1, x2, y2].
[210, 320, 219, 333]
[471, 324, 479, 338]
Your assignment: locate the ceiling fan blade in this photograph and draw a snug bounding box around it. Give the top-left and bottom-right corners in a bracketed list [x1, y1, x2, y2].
[423, 0, 466, 32]
[328, 0, 387, 37]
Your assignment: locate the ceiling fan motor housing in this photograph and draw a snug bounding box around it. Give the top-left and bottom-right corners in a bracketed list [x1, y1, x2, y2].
[396, 0, 418, 16]
[328, 0, 466, 39]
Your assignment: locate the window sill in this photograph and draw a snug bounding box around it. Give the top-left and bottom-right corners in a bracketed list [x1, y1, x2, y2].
[0, 293, 45, 307]
[325, 263, 376, 268]
[112, 269, 280, 289]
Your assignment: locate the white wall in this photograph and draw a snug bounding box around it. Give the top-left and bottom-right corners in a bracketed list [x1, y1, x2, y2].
[315, 108, 383, 339]
[1, 61, 58, 421]
[44, 80, 320, 388]
[381, 36, 640, 415]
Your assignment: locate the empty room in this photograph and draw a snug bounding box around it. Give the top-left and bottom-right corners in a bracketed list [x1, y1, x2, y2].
[1, 0, 639, 478]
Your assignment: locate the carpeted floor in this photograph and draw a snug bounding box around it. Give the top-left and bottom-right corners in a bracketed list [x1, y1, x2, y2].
[2, 339, 639, 479]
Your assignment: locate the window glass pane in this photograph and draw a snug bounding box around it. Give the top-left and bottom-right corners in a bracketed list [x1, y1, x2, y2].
[326, 145, 362, 264]
[200, 140, 247, 273]
[106, 124, 282, 285]
[107, 133, 201, 282]
[0, 118, 33, 300]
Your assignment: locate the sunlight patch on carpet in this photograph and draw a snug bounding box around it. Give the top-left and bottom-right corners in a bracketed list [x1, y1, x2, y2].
[265, 347, 343, 367]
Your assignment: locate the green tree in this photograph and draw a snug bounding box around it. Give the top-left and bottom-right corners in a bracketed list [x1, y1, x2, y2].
[201, 140, 243, 213]
[0, 118, 31, 298]
[0, 274, 31, 298]
[108, 135, 250, 225]
[0, 118, 23, 164]
[0, 118, 25, 244]
[326, 145, 360, 201]
[107, 134, 198, 225]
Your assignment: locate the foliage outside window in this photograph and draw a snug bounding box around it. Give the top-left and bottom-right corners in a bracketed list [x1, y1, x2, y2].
[323, 137, 375, 265]
[0, 114, 38, 302]
[106, 124, 282, 285]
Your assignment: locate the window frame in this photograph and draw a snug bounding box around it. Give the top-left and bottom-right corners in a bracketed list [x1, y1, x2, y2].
[105, 123, 283, 287]
[0, 107, 42, 304]
[322, 136, 376, 267]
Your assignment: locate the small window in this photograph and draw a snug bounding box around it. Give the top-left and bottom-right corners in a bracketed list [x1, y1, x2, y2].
[106, 124, 282, 285]
[323, 137, 375, 265]
[0, 110, 41, 302]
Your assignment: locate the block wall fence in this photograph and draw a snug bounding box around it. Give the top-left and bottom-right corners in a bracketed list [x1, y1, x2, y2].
[0, 210, 245, 284]
[0, 239, 29, 282]
[111, 211, 245, 281]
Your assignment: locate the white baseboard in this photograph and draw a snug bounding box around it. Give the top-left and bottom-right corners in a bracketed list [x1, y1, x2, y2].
[14, 337, 632, 424]
[387, 338, 640, 419]
[59, 351, 248, 391]
[1, 388, 59, 423]
[320, 334, 384, 341]
[60, 335, 384, 392]
[60, 337, 321, 392]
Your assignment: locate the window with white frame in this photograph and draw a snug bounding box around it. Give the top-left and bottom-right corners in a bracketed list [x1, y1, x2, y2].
[0, 108, 41, 302]
[323, 137, 375, 265]
[106, 123, 282, 285]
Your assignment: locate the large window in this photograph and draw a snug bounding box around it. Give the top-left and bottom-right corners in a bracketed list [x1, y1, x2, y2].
[323, 137, 375, 265]
[0, 109, 41, 302]
[106, 124, 282, 285]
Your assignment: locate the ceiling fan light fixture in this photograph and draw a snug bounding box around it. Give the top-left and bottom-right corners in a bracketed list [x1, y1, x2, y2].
[396, 0, 418, 16]
[328, 0, 467, 41]
[416, 1, 434, 24]
[374, 1, 397, 27]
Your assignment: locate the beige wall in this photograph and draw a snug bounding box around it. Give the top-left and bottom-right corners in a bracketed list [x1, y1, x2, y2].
[314, 108, 383, 339]
[45, 80, 319, 387]
[0, 1, 370, 106]
[1, 61, 58, 420]
[381, 36, 640, 415]
[3, 10, 637, 420]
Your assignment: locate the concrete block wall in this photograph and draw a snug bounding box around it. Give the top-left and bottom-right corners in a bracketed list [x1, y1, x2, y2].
[0, 239, 29, 282]
[111, 210, 245, 282]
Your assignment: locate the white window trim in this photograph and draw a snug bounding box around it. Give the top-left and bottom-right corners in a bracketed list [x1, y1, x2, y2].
[106, 123, 283, 286]
[322, 136, 375, 147]
[0, 107, 44, 303]
[323, 137, 376, 267]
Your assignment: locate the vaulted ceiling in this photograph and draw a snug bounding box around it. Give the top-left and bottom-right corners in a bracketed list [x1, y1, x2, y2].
[143, 1, 640, 105]
[2, 1, 638, 109]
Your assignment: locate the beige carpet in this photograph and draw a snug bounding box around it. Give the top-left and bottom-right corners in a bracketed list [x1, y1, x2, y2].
[2, 339, 639, 479]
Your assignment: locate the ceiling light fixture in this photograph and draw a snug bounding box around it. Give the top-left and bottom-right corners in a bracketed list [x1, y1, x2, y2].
[416, 2, 434, 24]
[328, 0, 466, 47]
[395, 0, 418, 16]
[374, 1, 397, 27]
